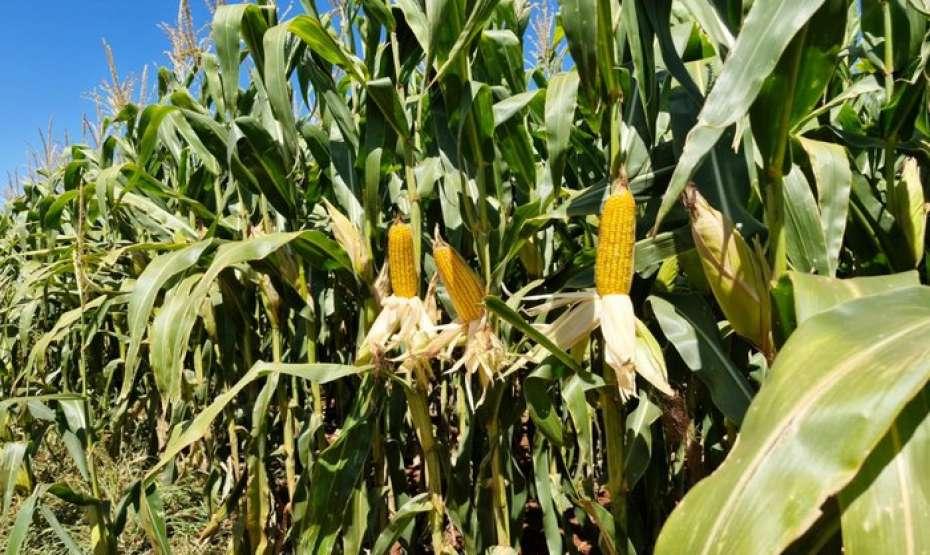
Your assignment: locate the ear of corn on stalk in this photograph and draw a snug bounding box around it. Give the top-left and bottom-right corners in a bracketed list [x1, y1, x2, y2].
[388, 222, 418, 298]
[433, 238, 485, 322]
[596, 185, 636, 296]
[323, 198, 372, 280]
[892, 158, 928, 268]
[684, 184, 773, 357]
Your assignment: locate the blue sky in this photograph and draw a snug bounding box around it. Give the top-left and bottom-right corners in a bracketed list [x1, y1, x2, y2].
[0, 1, 212, 182]
[1, 1, 554, 187]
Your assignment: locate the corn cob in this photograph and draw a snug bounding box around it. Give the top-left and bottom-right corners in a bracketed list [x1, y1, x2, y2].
[433, 239, 485, 322]
[595, 186, 636, 295]
[388, 222, 418, 298]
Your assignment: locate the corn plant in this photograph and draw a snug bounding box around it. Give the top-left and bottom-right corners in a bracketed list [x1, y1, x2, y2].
[2, 0, 930, 553]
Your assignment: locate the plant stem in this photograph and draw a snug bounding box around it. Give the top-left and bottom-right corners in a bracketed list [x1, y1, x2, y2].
[764, 176, 788, 278]
[602, 32, 629, 552]
[406, 365, 445, 553]
[76, 172, 114, 554]
[883, 0, 895, 102]
[764, 25, 808, 279]
[297, 264, 323, 419]
[273, 328, 296, 502]
[485, 384, 510, 547]
[601, 379, 628, 555]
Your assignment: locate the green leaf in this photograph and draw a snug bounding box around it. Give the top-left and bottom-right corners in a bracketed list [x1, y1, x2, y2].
[366, 78, 410, 140]
[371, 493, 432, 555]
[910, 0, 930, 15]
[656, 286, 930, 554]
[136, 105, 176, 170]
[299, 406, 376, 553]
[635, 227, 695, 272]
[532, 445, 563, 555]
[240, 5, 271, 73]
[749, 0, 846, 174]
[5, 487, 40, 555]
[559, 0, 598, 99]
[263, 23, 299, 163]
[0, 394, 85, 416]
[169, 112, 222, 175]
[234, 116, 296, 216]
[114, 181, 199, 240]
[652, 0, 829, 231]
[288, 15, 367, 82]
[292, 230, 353, 272]
[212, 4, 251, 117]
[646, 0, 703, 102]
[485, 295, 581, 372]
[492, 90, 541, 128]
[361, 0, 395, 31]
[430, 0, 501, 84]
[26, 296, 109, 376]
[784, 270, 920, 326]
[545, 71, 580, 195]
[38, 505, 82, 555]
[149, 232, 303, 392]
[525, 363, 564, 447]
[1, 442, 27, 515]
[561, 371, 604, 472]
[783, 165, 830, 275]
[798, 138, 852, 276]
[146, 362, 367, 481]
[679, 0, 735, 51]
[42, 189, 80, 229]
[394, 0, 430, 52]
[621, 0, 657, 128]
[649, 295, 753, 424]
[137, 483, 170, 554]
[839, 389, 930, 554]
[150, 273, 201, 404]
[123, 240, 212, 403]
[624, 395, 662, 487]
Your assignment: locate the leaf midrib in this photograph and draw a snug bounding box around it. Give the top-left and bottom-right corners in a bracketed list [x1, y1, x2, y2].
[699, 316, 930, 555]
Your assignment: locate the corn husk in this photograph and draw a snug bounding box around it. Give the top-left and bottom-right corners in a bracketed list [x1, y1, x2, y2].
[684, 185, 773, 357]
[323, 199, 372, 281]
[892, 158, 928, 268]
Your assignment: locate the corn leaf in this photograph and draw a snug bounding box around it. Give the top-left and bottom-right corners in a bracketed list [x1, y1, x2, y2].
[656, 286, 930, 554]
[649, 295, 754, 424]
[839, 388, 930, 554]
[653, 0, 828, 230]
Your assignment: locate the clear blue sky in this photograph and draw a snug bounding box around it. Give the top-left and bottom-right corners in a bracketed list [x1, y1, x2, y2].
[0, 1, 212, 182]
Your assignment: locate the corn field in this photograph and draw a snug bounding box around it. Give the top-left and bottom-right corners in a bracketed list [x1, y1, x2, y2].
[2, 0, 930, 553]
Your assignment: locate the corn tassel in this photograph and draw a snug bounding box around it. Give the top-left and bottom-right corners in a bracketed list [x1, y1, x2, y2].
[596, 186, 636, 295]
[388, 222, 418, 298]
[433, 239, 485, 322]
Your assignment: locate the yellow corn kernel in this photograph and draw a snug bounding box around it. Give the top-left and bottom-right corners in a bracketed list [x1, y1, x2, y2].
[388, 222, 418, 298]
[595, 187, 636, 295]
[433, 240, 485, 322]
